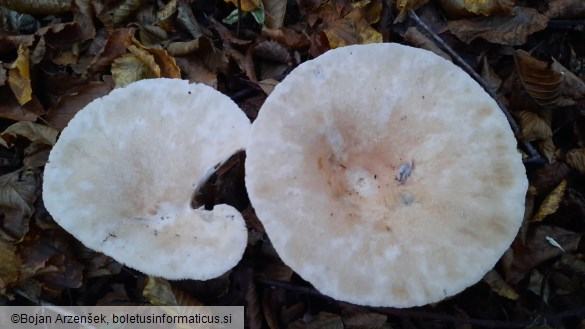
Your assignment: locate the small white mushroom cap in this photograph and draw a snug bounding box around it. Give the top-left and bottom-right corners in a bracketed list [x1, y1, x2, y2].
[245, 44, 528, 307]
[43, 78, 250, 280]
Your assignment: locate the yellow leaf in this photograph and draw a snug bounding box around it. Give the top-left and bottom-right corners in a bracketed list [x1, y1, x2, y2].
[8, 44, 32, 106]
[143, 276, 178, 306]
[532, 179, 566, 222]
[462, 0, 515, 16]
[0, 122, 59, 148]
[483, 269, 518, 300]
[565, 148, 585, 174]
[111, 54, 160, 88]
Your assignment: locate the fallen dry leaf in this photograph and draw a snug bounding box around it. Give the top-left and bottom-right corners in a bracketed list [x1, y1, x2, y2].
[516, 110, 552, 142]
[515, 50, 567, 109]
[483, 269, 518, 300]
[462, 0, 515, 16]
[532, 179, 566, 222]
[263, 0, 287, 29]
[404, 27, 451, 60]
[0, 121, 58, 148]
[225, 0, 262, 12]
[536, 138, 556, 163]
[445, 6, 548, 46]
[0, 240, 20, 293]
[396, 0, 429, 12]
[0, 0, 71, 15]
[111, 53, 159, 88]
[503, 225, 581, 283]
[565, 148, 585, 175]
[143, 276, 178, 306]
[545, 0, 585, 19]
[0, 168, 37, 215]
[289, 312, 344, 329]
[46, 81, 113, 130]
[8, 43, 32, 106]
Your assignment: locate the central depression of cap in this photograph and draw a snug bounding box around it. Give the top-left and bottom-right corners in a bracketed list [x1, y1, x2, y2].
[245, 43, 528, 307]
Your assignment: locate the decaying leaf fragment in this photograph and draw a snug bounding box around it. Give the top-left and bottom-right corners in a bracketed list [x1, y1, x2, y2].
[445, 7, 548, 46]
[565, 148, 585, 175]
[515, 50, 568, 109]
[532, 180, 566, 222]
[8, 44, 32, 106]
[319, 2, 382, 49]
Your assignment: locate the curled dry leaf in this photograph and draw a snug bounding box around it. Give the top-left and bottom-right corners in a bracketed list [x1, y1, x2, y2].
[263, 0, 287, 29]
[481, 56, 502, 92]
[565, 148, 585, 174]
[515, 50, 565, 109]
[483, 269, 518, 300]
[516, 110, 552, 142]
[532, 179, 566, 222]
[445, 7, 548, 46]
[0, 121, 58, 148]
[176, 0, 203, 39]
[0, 0, 71, 15]
[8, 44, 32, 106]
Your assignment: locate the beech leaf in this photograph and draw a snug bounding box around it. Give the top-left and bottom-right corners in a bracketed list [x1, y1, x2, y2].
[446, 7, 548, 46]
[0, 121, 58, 148]
[0, 168, 37, 215]
[516, 110, 552, 142]
[263, 0, 286, 29]
[515, 50, 566, 109]
[8, 44, 32, 106]
[483, 269, 519, 300]
[565, 148, 585, 174]
[532, 180, 566, 222]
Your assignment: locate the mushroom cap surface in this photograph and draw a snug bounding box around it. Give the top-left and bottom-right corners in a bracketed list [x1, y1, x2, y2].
[245, 43, 528, 307]
[43, 78, 250, 280]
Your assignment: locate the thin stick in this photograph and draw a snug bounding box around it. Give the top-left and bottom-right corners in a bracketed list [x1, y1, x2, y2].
[407, 10, 543, 164]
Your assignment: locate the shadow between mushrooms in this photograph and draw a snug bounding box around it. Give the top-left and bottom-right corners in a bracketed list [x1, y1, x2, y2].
[43, 78, 251, 280]
[245, 43, 528, 307]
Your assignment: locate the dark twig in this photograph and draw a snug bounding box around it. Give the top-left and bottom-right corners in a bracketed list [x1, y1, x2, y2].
[407, 10, 544, 164]
[236, 0, 242, 36]
[256, 279, 585, 329]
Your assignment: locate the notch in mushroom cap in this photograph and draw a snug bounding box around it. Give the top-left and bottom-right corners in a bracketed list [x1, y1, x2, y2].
[43, 78, 250, 280]
[245, 43, 528, 307]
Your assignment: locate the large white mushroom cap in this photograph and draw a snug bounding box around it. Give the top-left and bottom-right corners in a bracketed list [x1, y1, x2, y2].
[43, 78, 250, 280]
[245, 43, 528, 307]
